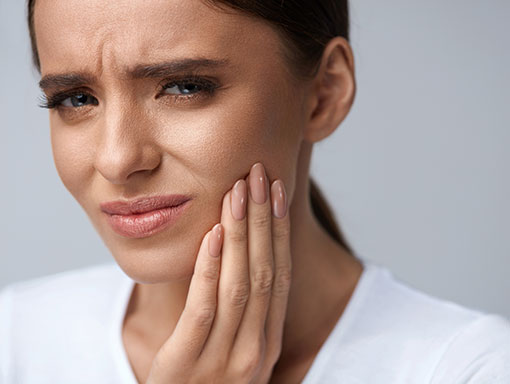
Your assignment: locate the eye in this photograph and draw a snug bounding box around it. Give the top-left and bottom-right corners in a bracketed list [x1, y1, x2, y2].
[163, 82, 203, 96]
[159, 77, 219, 102]
[38, 90, 99, 110]
[61, 93, 97, 107]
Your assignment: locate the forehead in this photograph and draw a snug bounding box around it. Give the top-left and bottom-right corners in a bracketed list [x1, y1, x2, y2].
[34, 0, 284, 76]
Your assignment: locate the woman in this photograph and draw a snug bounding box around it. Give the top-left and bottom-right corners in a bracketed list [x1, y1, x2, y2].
[1, 0, 509, 383]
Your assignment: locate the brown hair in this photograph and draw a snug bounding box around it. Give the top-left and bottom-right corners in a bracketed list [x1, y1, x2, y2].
[27, 0, 354, 255]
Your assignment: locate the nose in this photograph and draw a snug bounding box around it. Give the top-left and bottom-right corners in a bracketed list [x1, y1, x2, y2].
[93, 104, 162, 185]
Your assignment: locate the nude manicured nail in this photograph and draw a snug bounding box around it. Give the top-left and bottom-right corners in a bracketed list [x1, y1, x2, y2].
[208, 224, 223, 257]
[249, 163, 268, 204]
[231, 179, 247, 220]
[271, 180, 287, 218]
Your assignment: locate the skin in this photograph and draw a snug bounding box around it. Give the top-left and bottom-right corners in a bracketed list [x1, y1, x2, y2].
[33, 0, 362, 382]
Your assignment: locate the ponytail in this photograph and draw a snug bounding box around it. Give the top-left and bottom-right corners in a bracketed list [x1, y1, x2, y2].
[309, 177, 353, 255]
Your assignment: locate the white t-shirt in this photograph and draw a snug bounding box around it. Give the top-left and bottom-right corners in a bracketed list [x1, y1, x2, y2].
[1, 259, 509, 383]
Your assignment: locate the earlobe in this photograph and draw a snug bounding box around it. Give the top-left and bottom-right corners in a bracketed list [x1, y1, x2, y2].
[304, 37, 356, 144]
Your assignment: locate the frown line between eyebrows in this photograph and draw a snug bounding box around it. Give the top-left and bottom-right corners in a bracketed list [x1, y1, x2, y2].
[38, 57, 232, 91]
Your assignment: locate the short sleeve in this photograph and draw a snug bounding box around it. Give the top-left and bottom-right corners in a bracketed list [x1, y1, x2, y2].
[0, 285, 13, 383]
[431, 314, 510, 384]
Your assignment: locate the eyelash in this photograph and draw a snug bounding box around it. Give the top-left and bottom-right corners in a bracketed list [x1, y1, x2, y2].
[37, 75, 220, 110]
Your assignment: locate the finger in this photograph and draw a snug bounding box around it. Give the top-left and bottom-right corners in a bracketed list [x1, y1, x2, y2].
[264, 179, 291, 362]
[232, 162, 273, 358]
[154, 224, 223, 372]
[198, 185, 250, 362]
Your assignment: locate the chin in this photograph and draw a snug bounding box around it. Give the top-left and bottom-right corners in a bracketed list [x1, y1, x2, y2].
[110, 243, 199, 284]
[93, 202, 216, 284]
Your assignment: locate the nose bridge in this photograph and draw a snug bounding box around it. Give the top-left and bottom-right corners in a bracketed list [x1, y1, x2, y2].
[94, 96, 161, 184]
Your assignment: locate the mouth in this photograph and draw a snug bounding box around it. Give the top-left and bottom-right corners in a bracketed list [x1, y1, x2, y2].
[100, 195, 192, 238]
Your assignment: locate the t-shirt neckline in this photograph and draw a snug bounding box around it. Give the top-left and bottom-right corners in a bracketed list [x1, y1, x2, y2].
[110, 258, 379, 383]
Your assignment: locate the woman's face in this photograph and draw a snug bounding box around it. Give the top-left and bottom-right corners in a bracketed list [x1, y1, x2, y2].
[34, 0, 307, 283]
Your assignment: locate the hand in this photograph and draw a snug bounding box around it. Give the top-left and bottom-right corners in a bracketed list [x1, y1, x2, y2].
[145, 162, 291, 384]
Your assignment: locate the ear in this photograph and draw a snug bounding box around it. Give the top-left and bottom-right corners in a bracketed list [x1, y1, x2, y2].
[303, 37, 356, 144]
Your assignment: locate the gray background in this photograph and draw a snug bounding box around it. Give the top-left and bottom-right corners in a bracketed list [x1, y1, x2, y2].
[1, 1, 509, 318]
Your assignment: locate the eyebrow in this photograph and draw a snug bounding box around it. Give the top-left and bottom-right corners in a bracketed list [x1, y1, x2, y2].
[38, 58, 231, 91]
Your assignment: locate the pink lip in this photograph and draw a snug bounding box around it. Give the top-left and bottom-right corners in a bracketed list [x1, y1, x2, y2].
[100, 195, 192, 238]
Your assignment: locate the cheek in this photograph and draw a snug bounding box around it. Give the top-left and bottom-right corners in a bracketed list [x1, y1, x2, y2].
[212, 86, 302, 195]
[50, 118, 94, 206]
[158, 86, 300, 195]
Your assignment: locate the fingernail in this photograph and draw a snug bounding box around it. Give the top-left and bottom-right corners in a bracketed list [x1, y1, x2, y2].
[271, 180, 287, 218]
[249, 163, 268, 204]
[231, 179, 247, 220]
[208, 224, 223, 257]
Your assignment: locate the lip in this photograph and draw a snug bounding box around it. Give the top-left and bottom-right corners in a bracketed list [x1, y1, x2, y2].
[100, 194, 192, 215]
[100, 195, 192, 238]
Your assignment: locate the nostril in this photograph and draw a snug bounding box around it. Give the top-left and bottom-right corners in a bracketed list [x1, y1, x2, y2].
[94, 142, 162, 185]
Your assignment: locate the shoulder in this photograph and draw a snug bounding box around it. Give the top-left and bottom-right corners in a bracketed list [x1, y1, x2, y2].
[347, 261, 492, 345]
[373, 266, 510, 381]
[1, 261, 124, 292]
[0, 263, 131, 369]
[0, 262, 127, 315]
[0, 262, 132, 381]
[0, 262, 130, 326]
[430, 314, 510, 383]
[313, 261, 510, 383]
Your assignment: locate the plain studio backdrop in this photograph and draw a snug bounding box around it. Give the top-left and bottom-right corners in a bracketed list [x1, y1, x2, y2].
[1, 1, 509, 319]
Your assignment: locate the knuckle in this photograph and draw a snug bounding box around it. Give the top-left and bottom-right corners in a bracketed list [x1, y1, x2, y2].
[200, 264, 219, 282]
[244, 356, 261, 376]
[192, 307, 216, 327]
[273, 266, 292, 296]
[150, 354, 166, 372]
[237, 350, 263, 377]
[272, 221, 290, 240]
[251, 264, 274, 296]
[228, 227, 246, 244]
[227, 283, 250, 308]
[251, 213, 271, 230]
[232, 338, 265, 378]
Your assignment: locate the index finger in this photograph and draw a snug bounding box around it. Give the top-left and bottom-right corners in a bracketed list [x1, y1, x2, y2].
[154, 224, 223, 369]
